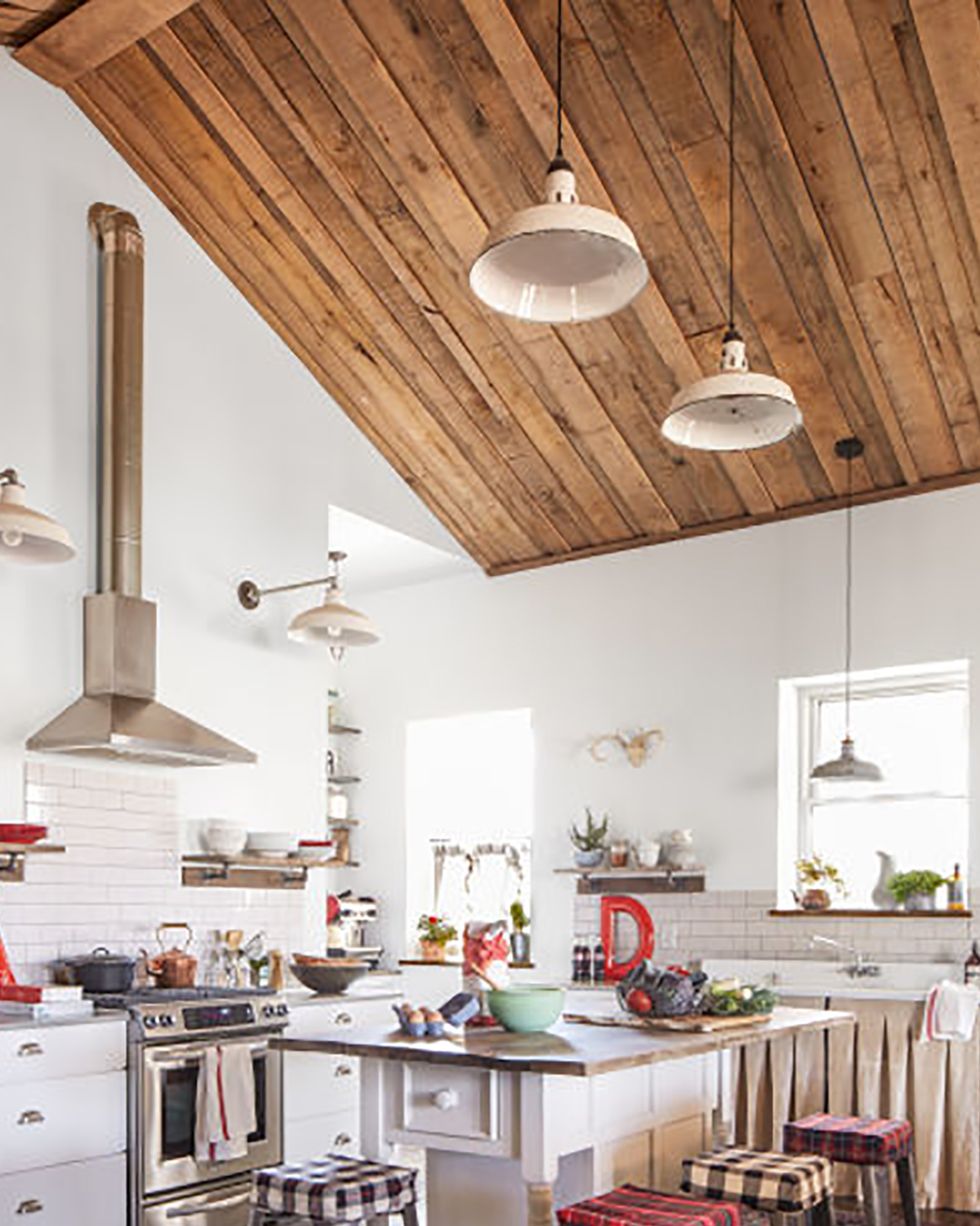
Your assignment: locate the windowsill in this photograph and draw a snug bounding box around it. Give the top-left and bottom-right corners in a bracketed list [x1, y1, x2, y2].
[769, 908, 972, 918]
[398, 958, 536, 969]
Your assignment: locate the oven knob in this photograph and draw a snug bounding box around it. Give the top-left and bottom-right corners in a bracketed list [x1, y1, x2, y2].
[144, 1016, 158, 1029]
[277, 1004, 289, 1017]
[262, 1005, 275, 1018]
[160, 1014, 174, 1028]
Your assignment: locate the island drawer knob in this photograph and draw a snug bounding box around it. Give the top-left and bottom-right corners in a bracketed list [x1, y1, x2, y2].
[17, 1110, 45, 1127]
[17, 1042, 43, 1058]
[432, 1088, 459, 1112]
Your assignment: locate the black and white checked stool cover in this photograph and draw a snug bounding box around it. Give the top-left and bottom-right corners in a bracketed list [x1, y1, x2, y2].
[251, 1154, 418, 1223]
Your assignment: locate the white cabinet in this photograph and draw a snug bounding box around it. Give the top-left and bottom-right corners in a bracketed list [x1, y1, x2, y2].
[283, 994, 397, 1161]
[0, 1019, 127, 1217]
[0, 1153, 126, 1226]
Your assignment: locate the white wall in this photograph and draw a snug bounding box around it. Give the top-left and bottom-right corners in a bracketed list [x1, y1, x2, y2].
[0, 53, 456, 846]
[345, 483, 980, 979]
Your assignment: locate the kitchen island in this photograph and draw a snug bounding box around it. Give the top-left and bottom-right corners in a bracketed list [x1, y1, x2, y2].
[279, 1006, 851, 1225]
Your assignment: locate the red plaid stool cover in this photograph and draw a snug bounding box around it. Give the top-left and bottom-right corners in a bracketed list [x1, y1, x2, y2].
[681, 1148, 833, 1214]
[784, 1114, 912, 1166]
[250, 1154, 418, 1223]
[556, 1187, 740, 1226]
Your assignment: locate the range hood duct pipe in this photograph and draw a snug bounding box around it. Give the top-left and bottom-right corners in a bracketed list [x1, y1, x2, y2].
[26, 205, 255, 766]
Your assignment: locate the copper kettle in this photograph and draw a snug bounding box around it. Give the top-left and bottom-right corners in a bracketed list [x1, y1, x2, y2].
[145, 923, 197, 988]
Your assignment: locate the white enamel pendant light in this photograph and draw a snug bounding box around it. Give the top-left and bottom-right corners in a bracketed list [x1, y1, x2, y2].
[810, 438, 883, 783]
[469, 0, 648, 324]
[661, 0, 802, 451]
[0, 467, 75, 564]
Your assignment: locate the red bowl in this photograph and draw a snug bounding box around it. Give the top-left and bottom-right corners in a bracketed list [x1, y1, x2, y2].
[0, 824, 48, 845]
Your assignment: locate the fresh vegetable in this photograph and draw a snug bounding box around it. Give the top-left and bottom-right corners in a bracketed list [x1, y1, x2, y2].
[625, 987, 653, 1015]
[617, 960, 708, 1018]
[704, 980, 778, 1017]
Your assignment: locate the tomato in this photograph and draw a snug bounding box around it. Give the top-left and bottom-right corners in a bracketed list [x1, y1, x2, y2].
[626, 988, 653, 1015]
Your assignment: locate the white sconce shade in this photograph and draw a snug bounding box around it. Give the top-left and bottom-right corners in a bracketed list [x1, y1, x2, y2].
[0, 470, 75, 564]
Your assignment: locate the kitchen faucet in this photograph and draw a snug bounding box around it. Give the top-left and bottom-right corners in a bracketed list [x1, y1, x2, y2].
[810, 934, 881, 978]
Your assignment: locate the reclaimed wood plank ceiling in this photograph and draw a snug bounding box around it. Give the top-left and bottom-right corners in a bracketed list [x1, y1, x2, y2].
[9, 0, 980, 573]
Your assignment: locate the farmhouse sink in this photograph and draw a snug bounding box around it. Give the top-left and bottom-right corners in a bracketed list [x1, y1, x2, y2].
[704, 958, 960, 1001]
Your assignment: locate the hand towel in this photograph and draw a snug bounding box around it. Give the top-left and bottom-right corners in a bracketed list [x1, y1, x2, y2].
[195, 1043, 257, 1163]
[921, 980, 980, 1042]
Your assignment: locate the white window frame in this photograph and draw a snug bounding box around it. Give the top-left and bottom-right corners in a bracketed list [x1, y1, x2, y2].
[779, 660, 969, 903]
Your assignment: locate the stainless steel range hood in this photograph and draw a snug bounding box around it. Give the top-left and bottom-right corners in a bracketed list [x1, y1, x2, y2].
[27, 204, 256, 767]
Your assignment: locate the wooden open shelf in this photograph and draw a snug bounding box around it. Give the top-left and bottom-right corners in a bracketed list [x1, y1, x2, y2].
[554, 866, 706, 896]
[769, 908, 972, 918]
[398, 958, 536, 970]
[328, 775, 361, 786]
[0, 842, 65, 884]
[328, 724, 362, 737]
[182, 851, 359, 890]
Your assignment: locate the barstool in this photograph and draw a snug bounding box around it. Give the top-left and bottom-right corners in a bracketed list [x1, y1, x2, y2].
[250, 1154, 419, 1225]
[784, 1113, 918, 1226]
[557, 1186, 743, 1225]
[681, 1146, 835, 1226]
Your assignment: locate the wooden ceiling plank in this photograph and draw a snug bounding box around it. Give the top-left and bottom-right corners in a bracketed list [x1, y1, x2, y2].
[209, 0, 634, 552]
[677, 0, 925, 488]
[84, 50, 535, 567]
[338, 0, 678, 534]
[581, 0, 839, 507]
[69, 75, 498, 571]
[0, 0, 81, 47]
[807, 0, 980, 468]
[908, 0, 980, 259]
[275, 0, 679, 539]
[259, 0, 640, 545]
[14, 0, 198, 84]
[417, 0, 746, 526]
[149, 12, 576, 560]
[455, 0, 775, 517]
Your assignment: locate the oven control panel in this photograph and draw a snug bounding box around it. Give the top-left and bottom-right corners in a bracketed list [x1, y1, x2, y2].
[138, 994, 288, 1038]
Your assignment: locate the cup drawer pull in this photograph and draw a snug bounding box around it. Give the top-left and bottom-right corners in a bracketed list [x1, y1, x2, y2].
[17, 1109, 45, 1126]
[335, 1064, 354, 1078]
[17, 1042, 43, 1058]
[334, 1132, 352, 1146]
[17, 1199, 43, 1216]
[334, 1012, 353, 1026]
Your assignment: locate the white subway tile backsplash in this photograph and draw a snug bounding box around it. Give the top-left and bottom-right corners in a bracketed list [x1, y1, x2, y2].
[1, 763, 307, 985]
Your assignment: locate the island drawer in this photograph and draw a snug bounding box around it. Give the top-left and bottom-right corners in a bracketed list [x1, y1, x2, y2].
[285, 1050, 359, 1121]
[400, 1064, 502, 1142]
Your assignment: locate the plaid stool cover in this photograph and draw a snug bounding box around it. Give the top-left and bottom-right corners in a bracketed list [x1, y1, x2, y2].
[557, 1187, 740, 1226]
[251, 1154, 417, 1223]
[681, 1148, 833, 1213]
[784, 1113, 913, 1166]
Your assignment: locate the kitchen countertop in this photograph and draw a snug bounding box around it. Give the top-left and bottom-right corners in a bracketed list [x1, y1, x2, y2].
[0, 1009, 127, 1031]
[277, 1005, 852, 1077]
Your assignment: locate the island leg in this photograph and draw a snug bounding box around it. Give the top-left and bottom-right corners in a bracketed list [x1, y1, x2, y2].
[521, 1073, 559, 1225]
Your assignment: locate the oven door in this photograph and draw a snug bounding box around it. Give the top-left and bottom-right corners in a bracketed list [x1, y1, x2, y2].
[142, 1038, 282, 1198]
[141, 1178, 252, 1225]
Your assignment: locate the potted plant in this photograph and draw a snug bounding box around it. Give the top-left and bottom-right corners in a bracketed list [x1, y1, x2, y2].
[571, 808, 609, 868]
[509, 900, 530, 965]
[417, 914, 457, 962]
[794, 855, 847, 911]
[888, 869, 948, 912]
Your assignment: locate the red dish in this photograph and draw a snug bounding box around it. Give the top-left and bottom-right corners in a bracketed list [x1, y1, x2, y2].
[0, 824, 48, 845]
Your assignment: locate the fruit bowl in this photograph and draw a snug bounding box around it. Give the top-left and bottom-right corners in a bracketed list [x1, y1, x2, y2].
[617, 961, 708, 1019]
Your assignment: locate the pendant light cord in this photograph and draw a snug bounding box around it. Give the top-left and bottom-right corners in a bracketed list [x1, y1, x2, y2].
[555, 0, 565, 160]
[844, 451, 853, 736]
[727, 0, 736, 332]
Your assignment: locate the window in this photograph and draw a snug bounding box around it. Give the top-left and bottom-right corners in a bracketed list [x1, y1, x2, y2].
[779, 662, 969, 906]
[405, 709, 534, 945]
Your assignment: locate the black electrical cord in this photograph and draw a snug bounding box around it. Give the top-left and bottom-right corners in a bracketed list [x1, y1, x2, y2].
[555, 0, 565, 161]
[727, 0, 736, 333]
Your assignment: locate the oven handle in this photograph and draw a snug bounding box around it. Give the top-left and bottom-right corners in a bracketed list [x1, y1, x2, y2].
[149, 1041, 271, 1069]
[164, 1190, 251, 1217]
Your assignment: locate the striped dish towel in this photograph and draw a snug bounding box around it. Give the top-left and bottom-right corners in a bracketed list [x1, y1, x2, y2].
[921, 980, 979, 1042]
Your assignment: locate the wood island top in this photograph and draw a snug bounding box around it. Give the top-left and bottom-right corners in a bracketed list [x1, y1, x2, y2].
[276, 1006, 853, 1077]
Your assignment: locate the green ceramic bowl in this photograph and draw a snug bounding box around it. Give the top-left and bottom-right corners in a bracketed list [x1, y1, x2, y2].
[487, 985, 565, 1033]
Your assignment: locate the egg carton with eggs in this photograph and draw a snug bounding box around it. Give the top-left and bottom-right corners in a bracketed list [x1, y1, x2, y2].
[393, 991, 480, 1039]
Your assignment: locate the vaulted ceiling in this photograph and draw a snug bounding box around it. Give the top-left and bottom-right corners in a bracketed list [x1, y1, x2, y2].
[6, 0, 980, 573]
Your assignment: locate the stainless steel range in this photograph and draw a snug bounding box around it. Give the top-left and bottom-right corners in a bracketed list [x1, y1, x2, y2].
[93, 988, 288, 1225]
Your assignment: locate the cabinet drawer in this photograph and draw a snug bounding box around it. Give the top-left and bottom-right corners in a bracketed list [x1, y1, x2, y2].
[284, 1109, 360, 1163]
[285, 1051, 358, 1122]
[0, 1071, 126, 1175]
[0, 1153, 125, 1225]
[401, 1064, 500, 1142]
[285, 999, 395, 1039]
[0, 1021, 127, 1086]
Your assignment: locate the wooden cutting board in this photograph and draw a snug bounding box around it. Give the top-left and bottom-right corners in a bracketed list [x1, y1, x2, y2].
[564, 1010, 773, 1033]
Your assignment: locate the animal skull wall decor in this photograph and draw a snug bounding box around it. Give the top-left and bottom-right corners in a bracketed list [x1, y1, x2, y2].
[589, 727, 664, 768]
